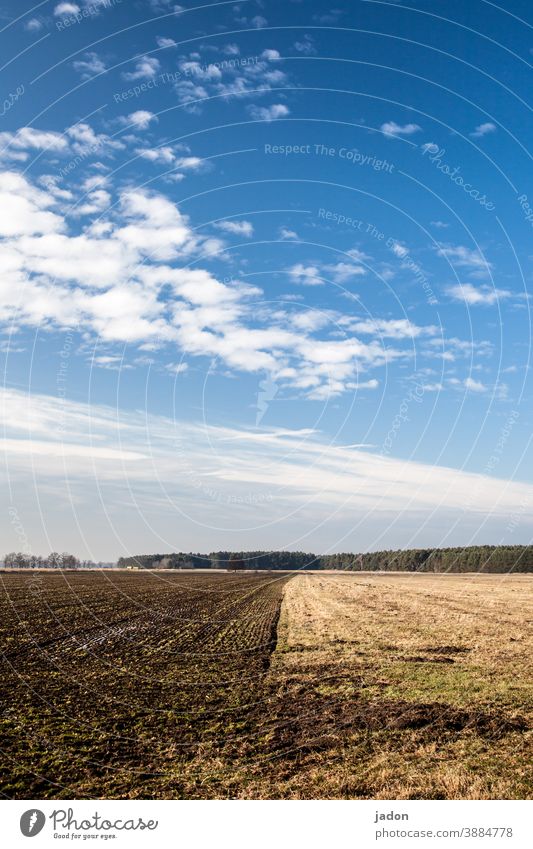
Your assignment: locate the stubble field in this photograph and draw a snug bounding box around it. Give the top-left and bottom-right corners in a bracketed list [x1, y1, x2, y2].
[0, 570, 531, 799]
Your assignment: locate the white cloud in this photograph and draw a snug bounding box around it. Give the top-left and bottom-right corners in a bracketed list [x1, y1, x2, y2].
[136, 148, 206, 173]
[446, 283, 511, 306]
[347, 248, 371, 262]
[248, 103, 290, 121]
[114, 188, 195, 260]
[73, 52, 106, 79]
[25, 18, 43, 31]
[421, 382, 443, 392]
[92, 355, 123, 366]
[347, 379, 379, 390]
[156, 36, 177, 48]
[294, 35, 316, 54]
[286, 257, 367, 286]
[279, 227, 298, 240]
[136, 146, 176, 164]
[54, 2, 80, 14]
[0, 170, 441, 399]
[381, 121, 421, 138]
[351, 318, 437, 340]
[0, 172, 64, 236]
[166, 362, 188, 374]
[123, 110, 157, 130]
[424, 336, 492, 362]
[4, 389, 533, 556]
[288, 263, 323, 286]
[123, 56, 161, 81]
[70, 125, 124, 161]
[39, 174, 74, 201]
[470, 122, 497, 139]
[81, 0, 118, 7]
[5, 386, 531, 530]
[223, 44, 240, 55]
[291, 312, 332, 333]
[0, 438, 145, 462]
[389, 240, 408, 258]
[75, 187, 111, 215]
[172, 48, 292, 110]
[173, 80, 209, 112]
[464, 377, 487, 392]
[215, 220, 254, 237]
[437, 244, 492, 277]
[261, 49, 281, 60]
[324, 261, 366, 283]
[0, 128, 69, 162]
[179, 60, 222, 81]
[174, 155, 205, 171]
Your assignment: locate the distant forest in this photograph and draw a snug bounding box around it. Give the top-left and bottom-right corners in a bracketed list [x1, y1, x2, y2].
[116, 546, 533, 573]
[3, 552, 106, 569]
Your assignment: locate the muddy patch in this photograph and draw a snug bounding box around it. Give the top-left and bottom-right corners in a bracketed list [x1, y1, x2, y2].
[420, 646, 470, 655]
[400, 655, 456, 664]
[258, 674, 529, 762]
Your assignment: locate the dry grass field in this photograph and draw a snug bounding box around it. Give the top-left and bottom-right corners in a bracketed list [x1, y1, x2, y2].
[0, 570, 531, 799]
[255, 573, 533, 799]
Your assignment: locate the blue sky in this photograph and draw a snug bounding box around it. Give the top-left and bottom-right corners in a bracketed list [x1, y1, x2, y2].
[0, 0, 532, 559]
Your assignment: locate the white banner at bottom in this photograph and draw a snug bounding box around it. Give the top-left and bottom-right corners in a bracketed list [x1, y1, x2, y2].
[2, 799, 531, 849]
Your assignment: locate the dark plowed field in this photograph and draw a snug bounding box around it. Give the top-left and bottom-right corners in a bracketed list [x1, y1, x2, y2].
[0, 571, 290, 798]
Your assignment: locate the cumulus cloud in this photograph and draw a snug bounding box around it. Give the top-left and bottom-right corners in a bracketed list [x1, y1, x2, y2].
[423, 336, 492, 363]
[294, 35, 316, 54]
[123, 56, 161, 81]
[381, 121, 421, 138]
[0, 120, 124, 171]
[351, 319, 438, 339]
[249, 103, 290, 121]
[288, 263, 323, 286]
[25, 18, 43, 31]
[0, 168, 472, 399]
[173, 49, 292, 110]
[122, 110, 157, 130]
[156, 36, 177, 48]
[73, 52, 107, 79]
[287, 257, 366, 287]
[279, 227, 298, 240]
[464, 377, 487, 392]
[215, 220, 254, 237]
[0, 172, 65, 236]
[261, 49, 281, 61]
[136, 146, 176, 164]
[54, 2, 80, 14]
[470, 122, 497, 139]
[437, 244, 492, 277]
[324, 261, 366, 283]
[446, 283, 511, 306]
[0, 127, 69, 162]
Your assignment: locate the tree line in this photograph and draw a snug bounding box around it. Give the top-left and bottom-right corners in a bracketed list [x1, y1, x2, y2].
[4, 546, 532, 572]
[117, 545, 533, 573]
[3, 552, 97, 569]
